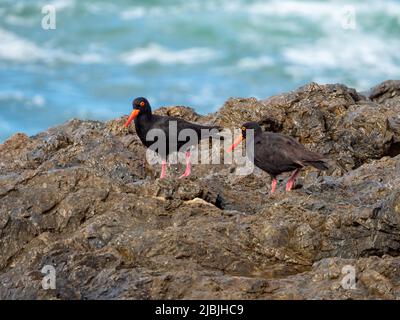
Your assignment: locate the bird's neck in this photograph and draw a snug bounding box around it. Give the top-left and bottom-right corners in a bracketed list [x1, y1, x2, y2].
[134, 111, 152, 130]
[137, 110, 152, 122]
[246, 131, 261, 142]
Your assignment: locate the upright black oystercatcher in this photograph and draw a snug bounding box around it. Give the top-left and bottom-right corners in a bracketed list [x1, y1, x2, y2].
[124, 97, 221, 179]
[227, 122, 328, 194]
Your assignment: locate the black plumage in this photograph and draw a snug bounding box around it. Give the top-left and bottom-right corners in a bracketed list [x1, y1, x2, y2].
[124, 97, 221, 178]
[231, 122, 328, 193]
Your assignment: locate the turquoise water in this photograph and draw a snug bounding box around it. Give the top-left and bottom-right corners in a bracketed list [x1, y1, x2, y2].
[0, 0, 399, 141]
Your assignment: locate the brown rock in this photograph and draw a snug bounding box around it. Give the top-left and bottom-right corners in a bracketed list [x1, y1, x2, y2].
[1, 81, 400, 299]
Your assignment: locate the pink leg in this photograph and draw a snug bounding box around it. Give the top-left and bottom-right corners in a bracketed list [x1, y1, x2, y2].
[271, 178, 277, 194]
[160, 160, 167, 179]
[179, 150, 191, 179]
[285, 169, 300, 191]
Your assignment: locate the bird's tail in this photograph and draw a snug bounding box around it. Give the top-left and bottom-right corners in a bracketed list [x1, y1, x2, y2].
[303, 159, 329, 171]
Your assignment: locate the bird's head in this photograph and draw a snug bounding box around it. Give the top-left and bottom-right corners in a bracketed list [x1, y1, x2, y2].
[227, 122, 261, 152]
[124, 97, 152, 127]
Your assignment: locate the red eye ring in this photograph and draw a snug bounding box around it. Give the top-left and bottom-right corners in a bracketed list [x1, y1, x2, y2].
[140, 101, 145, 107]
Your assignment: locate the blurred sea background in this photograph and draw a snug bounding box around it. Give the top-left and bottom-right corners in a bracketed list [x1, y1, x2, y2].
[0, 0, 399, 142]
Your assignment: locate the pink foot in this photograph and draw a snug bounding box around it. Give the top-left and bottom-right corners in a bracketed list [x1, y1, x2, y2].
[179, 150, 191, 179]
[271, 178, 278, 194]
[271, 178, 277, 194]
[160, 160, 167, 179]
[285, 169, 300, 191]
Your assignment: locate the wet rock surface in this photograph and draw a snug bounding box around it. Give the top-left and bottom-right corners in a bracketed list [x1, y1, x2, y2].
[1, 81, 400, 299]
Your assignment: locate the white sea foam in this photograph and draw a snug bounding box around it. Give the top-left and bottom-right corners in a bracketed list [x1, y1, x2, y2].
[5, 14, 36, 27]
[0, 91, 47, 110]
[120, 44, 218, 65]
[116, 0, 400, 21]
[0, 29, 216, 66]
[246, 0, 400, 20]
[32, 95, 46, 107]
[85, 2, 117, 14]
[120, 7, 146, 20]
[0, 29, 49, 62]
[48, 0, 76, 11]
[283, 34, 400, 73]
[283, 32, 400, 89]
[248, 1, 340, 18]
[237, 56, 274, 69]
[0, 28, 104, 64]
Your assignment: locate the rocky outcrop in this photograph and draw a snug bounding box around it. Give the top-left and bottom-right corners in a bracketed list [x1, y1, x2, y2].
[1, 81, 400, 299]
[215, 82, 400, 173]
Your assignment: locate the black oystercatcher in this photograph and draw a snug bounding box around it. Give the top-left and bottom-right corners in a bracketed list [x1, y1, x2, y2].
[227, 122, 328, 194]
[124, 97, 221, 179]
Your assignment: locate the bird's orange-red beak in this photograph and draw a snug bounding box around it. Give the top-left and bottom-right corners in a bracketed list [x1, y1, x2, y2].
[227, 135, 244, 152]
[124, 109, 140, 127]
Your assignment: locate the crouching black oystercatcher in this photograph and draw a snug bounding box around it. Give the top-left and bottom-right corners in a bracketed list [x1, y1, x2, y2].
[227, 122, 329, 194]
[124, 97, 221, 179]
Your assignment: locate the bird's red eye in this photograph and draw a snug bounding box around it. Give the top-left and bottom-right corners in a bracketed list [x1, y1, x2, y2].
[140, 101, 145, 107]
